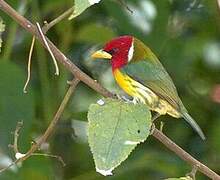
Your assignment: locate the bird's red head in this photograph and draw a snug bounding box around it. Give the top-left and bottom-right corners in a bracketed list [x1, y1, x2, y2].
[92, 36, 134, 71]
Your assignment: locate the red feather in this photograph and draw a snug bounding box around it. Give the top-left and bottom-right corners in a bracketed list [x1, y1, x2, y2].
[103, 36, 133, 70]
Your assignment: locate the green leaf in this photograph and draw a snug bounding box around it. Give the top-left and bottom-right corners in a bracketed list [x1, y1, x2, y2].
[69, 0, 102, 20]
[88, 98, 151, 176]
[0, 17, 5, 52]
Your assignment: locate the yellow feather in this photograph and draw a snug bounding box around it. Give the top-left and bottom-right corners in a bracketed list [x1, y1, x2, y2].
[113, 69, 156, 105]
[113, 69, 181, 118]
[113, 69, 136, 97]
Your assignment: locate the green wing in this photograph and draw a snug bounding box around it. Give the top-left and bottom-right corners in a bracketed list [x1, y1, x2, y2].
[122, 38, 205, 139]
[121, 59, 185, 112]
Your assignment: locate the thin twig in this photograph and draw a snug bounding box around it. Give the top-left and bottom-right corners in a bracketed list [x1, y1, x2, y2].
[186, 166, 198, 180]
[23, 36, 35, 93]
[32, 153, 66, 166]
[23, 6, 72, 92]
[117, 0, 133, 14]
[8, 121, 65, 166]
[36, 22, 59, 75]
[0, 161, 18, 173]
[19, 78, 79, 160]
[31, 78, 80, 145]
[8, 121, 23, 154]
[42, 7, 74, 33]
[0, 0, 113, 98]
[13, 121, 23, 153]
[0, 78, 80, 173]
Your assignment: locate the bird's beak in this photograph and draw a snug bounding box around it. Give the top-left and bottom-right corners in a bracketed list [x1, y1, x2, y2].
[91, 49, 112, 60]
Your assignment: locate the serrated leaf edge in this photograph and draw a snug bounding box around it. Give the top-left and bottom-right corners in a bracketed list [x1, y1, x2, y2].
[87, 98, 150, 176]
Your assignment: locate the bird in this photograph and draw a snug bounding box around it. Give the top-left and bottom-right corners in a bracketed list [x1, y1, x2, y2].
[91, 35, 205, 140]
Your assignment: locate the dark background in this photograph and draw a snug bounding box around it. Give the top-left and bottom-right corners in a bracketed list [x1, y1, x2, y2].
[0, 0, 219, 179]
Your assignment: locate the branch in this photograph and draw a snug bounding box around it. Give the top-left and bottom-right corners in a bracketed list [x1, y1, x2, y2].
[0, 0, 113, 98]
[152, 128, 220, 179]
[42, 7, 74, 33]
[9, 121, 24, 154]
[23, 6, 72, 92]
[0, 0, 219, 179]
[8, 122, 65, 166]
[117, 0, 133, 14]
[0, 78, 80, 173]
[18, 78, 80, 162]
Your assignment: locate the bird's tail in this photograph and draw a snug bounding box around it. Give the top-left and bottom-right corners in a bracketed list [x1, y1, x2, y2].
[182, 112, 206, 140]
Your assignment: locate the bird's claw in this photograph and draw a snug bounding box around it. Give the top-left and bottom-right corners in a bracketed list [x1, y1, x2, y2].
[116, 94, 133, 103]
[132, 97, 138, 104]
[150, 123, 155, 135]
[152, 112, 160, 122]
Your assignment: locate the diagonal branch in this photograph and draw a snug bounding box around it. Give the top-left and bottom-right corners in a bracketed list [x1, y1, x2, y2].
[0, 0, 219, 179]
[42, 7, 74, 33]
[23, 6, 72, 92]
[0, 0, 113, 98]
[0, 78, 80, 173]
[18, 78, 80, 162]
[152, 128, 220, 179]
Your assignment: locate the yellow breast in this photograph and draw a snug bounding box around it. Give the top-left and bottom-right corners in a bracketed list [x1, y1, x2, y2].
[113, 69, 158, 104]
[113, 69, 180, 118]
[113, 69, 136, 97]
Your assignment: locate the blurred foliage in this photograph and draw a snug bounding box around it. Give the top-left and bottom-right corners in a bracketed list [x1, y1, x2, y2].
[0, 62, 34, 153]
[0, 0, 219, 179]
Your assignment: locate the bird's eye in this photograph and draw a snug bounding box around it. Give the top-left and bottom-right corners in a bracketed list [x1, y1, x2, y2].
[108, 48, 119, 55]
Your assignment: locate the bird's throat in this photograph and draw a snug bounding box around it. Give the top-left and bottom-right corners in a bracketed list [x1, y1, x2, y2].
[111, 57, 127, 70]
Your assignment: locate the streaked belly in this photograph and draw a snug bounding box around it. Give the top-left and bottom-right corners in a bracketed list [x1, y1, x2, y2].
[113, 69, 180, 118]
[113, 69, 157, 105]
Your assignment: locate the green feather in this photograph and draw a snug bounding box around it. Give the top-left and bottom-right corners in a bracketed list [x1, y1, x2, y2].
[122, 38, 184, 112]
[121, 38, 205, 140]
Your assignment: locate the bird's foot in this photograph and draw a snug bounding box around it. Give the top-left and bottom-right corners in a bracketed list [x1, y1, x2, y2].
[152, 112, 160, 122]
[116, 95, 141, 105]
[132, 97, 139, 104]
[116, 94, 133, 103]
[149, 123, 155, 135]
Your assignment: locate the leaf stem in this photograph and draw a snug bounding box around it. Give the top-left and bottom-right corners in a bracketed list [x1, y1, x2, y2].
[42, 7, 74, 33]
